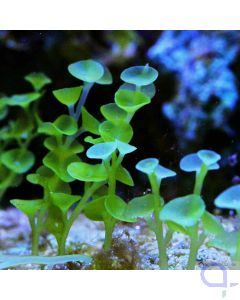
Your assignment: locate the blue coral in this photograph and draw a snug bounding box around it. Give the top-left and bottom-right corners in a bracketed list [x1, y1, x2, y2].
[148, 31, 240, 144]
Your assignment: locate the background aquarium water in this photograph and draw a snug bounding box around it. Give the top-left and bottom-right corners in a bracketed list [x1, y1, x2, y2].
[1, 30, 240, 211]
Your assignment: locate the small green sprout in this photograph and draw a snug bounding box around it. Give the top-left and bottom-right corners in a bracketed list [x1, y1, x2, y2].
[160, 194, 224, 269]
[168, 149, 224, 269]
[180, 149, 221, 195]
[160, 194, 201, 269]
[79, 139, 137, 251]
[174, 150, 223, 269]
[10, 198, 47, 255]
[134, 158, 176, 269]
[126, 151, 222, 270]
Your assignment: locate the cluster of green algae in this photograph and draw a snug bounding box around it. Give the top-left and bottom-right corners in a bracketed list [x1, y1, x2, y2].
[0, 73, 51, 200]
[1, 59, 240, 270]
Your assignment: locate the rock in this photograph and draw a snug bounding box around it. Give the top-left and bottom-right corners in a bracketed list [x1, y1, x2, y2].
[0, 208, 234, 270]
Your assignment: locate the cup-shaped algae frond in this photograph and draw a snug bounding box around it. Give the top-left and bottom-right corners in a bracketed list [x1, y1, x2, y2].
[214, 185, 240, 212]
[68, 162, 108, 182]
[25, 72, 52, 92]
[115, 89, 151, 114]
[160, 194, 205, 228]
[180, 150, 221, 173]
[136, 157, 176, 182]
[120, 64, 158, 87]
[53, 86, 83, 106]
[68, 59, 112, 85]
[68, 59, 104, 83]
[86, 142, 117, 161]
[180, 150, 221, 195]
[136, 158, 159, 175]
